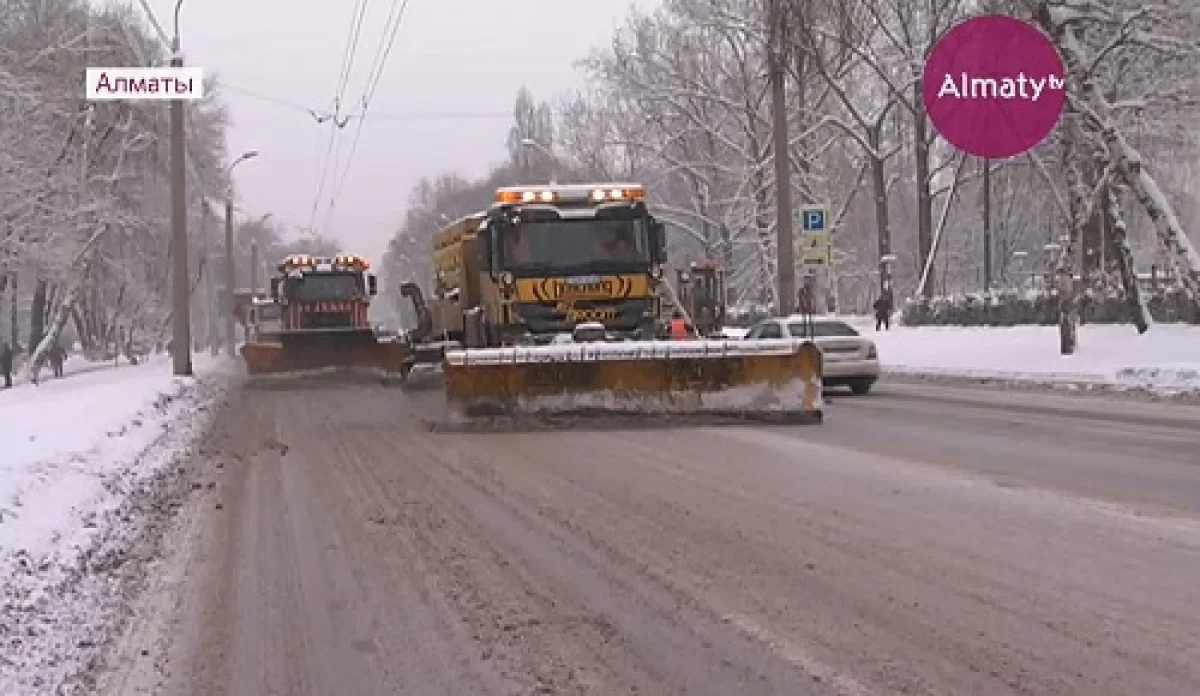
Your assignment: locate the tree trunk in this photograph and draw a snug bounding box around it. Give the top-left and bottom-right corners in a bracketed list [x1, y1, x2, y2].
[8, 271, 17, 350]
[1059, 107, 1088, 354]
[1059, 296, 1077, 354]
[867, 123, 892, 295]
[71, 306, 91, 354]
[1104, 181, 1150, 332]
[913, 81, 935, 297]
[29, 277, 47, 356]
[26, 272, 87, 381]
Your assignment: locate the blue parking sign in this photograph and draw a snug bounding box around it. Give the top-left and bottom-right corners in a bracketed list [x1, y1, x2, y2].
[802, 207, 826, 232]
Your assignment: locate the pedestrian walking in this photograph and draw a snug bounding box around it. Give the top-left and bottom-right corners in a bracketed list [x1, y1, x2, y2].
[874, 289, 893, 331]
[50, 341, 65, 378]
[1, 342, 12, 388]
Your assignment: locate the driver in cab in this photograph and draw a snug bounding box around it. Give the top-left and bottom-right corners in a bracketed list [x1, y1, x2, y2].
[505, 229, 531, 265]
[599, 228, 634, 258]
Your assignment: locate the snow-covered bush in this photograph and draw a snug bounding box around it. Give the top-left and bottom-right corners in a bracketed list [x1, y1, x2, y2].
[901, 287, 1198, 326]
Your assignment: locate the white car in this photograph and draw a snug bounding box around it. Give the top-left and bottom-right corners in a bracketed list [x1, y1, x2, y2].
[743, 316, 880, 394]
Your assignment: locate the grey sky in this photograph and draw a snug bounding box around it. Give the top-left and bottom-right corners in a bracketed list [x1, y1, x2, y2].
[133, 0, 656, 265]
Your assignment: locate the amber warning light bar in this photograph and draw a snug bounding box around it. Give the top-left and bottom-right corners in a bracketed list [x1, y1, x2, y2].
[495, 185, 646, 205]
[86, 67, 204, 101]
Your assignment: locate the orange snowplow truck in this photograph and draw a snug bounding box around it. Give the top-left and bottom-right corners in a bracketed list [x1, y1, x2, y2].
[240, 253, 407, 376]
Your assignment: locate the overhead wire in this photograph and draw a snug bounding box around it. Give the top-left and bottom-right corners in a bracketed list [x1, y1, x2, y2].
[319, 0, 412, 232]
[309, 0, 370, 230]
[217, 81, 513, 122]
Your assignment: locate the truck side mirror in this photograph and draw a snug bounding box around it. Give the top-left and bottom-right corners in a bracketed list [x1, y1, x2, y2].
[270, 277, 280, 301]
[367, 274, 378, 296]
[651, 221, 667, 263]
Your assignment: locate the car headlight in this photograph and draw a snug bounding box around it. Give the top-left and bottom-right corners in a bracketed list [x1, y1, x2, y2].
[866, 344, 878, 359]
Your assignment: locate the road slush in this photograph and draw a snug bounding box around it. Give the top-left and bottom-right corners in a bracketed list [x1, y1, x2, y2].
[922, 14, 1067, 159]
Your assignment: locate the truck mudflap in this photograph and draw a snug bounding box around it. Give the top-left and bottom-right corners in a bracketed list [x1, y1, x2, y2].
[440, 339, 823, 425]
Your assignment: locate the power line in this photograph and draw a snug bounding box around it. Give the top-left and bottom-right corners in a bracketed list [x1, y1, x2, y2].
[223, 82, 510, 120]
[334, 0, 370, 109]
[221, 82, 338, 122]
[309, 0, 370, 230]
[320, 0, 412, 232]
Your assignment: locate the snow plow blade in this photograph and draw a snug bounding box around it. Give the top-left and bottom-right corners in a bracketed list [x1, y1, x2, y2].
[442, 339, 823, 425]
[241, 330, 410, 378]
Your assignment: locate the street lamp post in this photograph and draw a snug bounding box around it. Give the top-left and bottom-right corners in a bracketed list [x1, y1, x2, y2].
[224, 150, 258, 356]
[520, 138, 557, 185]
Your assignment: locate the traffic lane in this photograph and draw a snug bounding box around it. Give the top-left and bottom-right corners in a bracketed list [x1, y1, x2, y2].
[433, 419, 1200, 695]
[810, 380, 1200, 516]
[176, 380, 1200, 696]
[167, 383, 837, 696]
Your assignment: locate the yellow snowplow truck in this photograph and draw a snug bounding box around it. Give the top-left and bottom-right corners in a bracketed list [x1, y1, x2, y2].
[240, 253, 408, 376]
[399, 182, 823, 423]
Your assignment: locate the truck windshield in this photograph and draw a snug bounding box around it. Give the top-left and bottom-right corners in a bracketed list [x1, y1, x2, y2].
[257, 305, 281, 320]
[289, 273, 361, 302]
[502, 218, 651, 273]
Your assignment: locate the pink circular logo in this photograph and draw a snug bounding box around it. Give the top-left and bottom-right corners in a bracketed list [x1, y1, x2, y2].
[923, 14, 1066, 159]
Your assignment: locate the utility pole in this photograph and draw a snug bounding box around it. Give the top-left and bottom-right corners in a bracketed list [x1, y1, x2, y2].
[982, 157, 992, 291]
[169, 35, 191, 375]
[768, 0, 795, 315]
[223, 151, 258, 357]
[250, 240, 259, 295]
[224, 195, 235, 356]
[201, 202, 218, 355]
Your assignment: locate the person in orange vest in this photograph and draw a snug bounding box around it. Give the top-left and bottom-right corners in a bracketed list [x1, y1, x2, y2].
[669, 310, 691, 340]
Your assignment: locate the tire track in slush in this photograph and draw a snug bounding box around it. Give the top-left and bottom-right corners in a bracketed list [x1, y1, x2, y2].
[384, 428, 852, 694]
[347, 426, 682, 694]
[276, 391, 505, 695]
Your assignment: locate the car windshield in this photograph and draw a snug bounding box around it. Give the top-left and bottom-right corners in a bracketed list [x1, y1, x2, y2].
[788, 321, 859, 338]
[289, 273, 361, 302]
[502, 218, 651, 272]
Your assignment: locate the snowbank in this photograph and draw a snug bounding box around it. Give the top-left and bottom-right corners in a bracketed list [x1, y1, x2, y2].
[0, 353, 235, 692]
[720, 318, 1200, 394]
[865, 324, 1200, 394]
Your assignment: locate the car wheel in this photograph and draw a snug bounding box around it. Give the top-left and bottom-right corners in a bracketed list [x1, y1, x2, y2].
[848, 379, 873, 395]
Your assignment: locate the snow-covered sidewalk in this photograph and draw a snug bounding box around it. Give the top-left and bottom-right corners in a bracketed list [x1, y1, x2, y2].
[724, 318, 1200, 395]
[862, 322, 1200, 395]
[0, 353, 236, 692]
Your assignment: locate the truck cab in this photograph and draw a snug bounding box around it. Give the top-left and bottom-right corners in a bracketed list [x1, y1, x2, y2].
[478, 183, 668, 344]
[269, 253, 379, 334]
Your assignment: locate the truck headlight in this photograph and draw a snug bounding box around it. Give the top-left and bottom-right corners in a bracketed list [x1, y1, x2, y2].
[651, 265, 663, 279]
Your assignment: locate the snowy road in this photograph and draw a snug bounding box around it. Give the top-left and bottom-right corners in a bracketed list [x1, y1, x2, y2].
[117, 376, 1200, 696]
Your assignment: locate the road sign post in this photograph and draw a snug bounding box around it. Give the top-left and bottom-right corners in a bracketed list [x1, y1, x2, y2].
[798, 204, 832, 313]
[799, 204, 831, 268]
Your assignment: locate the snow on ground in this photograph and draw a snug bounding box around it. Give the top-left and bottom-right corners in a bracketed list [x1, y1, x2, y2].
[0, 353, 236, 693]
[865, 323, 1200, 394]
[723, 318, 1200, 395]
